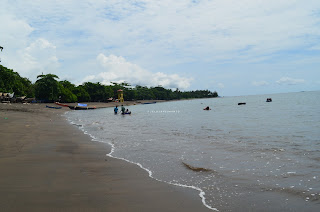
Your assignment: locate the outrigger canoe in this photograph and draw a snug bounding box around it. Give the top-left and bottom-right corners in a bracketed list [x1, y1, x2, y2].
[55, 102, 96, 110]
[55, 102, 69, 107]
[46, 105, 62, 109]
[68, 106, 96, 110]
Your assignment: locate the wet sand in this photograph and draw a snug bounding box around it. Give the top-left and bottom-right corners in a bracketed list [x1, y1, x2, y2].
[0, 103, 210, 212]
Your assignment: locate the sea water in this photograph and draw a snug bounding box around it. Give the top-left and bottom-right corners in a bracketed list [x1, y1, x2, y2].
[65, 91, 320, 211]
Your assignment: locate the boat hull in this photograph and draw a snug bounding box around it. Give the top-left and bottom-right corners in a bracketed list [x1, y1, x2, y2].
[141, 102, 157, 104]
[46, 105, 62, 109]
[68, 106, 96, 110]
[55, 102, 69, 107]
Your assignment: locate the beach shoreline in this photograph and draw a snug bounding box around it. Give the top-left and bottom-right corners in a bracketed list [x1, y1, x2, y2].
[0, 102, 210, 211]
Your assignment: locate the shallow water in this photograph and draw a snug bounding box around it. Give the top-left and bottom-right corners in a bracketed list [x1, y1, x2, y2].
[65, 91, 320, 211]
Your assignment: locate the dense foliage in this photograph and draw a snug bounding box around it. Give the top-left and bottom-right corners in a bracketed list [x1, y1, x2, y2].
[0, 64, 218, 102]
[34, 74, 60, 101]
[0, 65, 34, 97]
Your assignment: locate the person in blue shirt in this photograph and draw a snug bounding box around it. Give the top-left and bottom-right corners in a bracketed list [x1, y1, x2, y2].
[114, 106, 118, 114]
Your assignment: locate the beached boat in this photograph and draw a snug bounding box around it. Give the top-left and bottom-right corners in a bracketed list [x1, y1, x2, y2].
[46, 105, 62, 109]
[55, 102, 69, 107]
[68, 106, 96, 110]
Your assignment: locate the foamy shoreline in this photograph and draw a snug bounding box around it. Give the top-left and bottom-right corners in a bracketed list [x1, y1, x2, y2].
[0, 102, 210, 211]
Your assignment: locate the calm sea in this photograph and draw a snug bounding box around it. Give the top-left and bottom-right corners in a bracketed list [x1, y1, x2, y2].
[65, 91, 320, 211]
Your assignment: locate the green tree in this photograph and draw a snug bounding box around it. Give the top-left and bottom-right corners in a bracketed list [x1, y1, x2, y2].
[212, 91, 218, 97]
[135, 85, 155, 100]
[1, 62, 219, 102]
[58, 80, 77, 102]
[171, 88, 181, 99]
[59, 80, 76, 92]
[83, 82, 111, 102]
[13, 76, 34, 97]
[74, 85, 91, 102]
[34, 74, 59, 101]
[123, 88, 136, 101]
[150, 86, 172, 100]
[0, 65, 34, 97]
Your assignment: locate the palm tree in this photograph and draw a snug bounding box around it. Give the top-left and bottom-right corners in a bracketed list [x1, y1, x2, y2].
[34, 74, 59, 101]
[0, 46, 3, 62]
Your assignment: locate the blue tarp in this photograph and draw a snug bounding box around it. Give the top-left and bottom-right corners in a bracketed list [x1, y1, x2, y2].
[78, 103, 87, 107]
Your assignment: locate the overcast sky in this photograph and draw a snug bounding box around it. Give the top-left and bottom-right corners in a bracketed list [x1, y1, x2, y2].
[1, 0, 320, 96]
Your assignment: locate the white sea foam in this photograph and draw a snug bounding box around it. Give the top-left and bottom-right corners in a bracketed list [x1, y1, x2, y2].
[106, 144, 219, 211]
[67, 117, 219, 211]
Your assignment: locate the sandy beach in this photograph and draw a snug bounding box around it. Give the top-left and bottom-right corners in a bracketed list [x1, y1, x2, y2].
[0, 102, 210, 212]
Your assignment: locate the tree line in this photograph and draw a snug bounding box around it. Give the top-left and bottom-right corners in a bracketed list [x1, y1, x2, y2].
[0, 64, 218, 102]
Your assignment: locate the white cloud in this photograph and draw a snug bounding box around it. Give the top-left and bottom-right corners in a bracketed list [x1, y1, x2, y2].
[309, 44, 320, 50]
[276, 77, 305, 85]
[0, 10, 34, 49]
[13, 38, 60, 81]
[5, 0, 316, 65]
[82, 54, 192, 89]
[3, 1, 320, 65]
[1, 0, 319, 95]
[217, 83, 225, 89]
[252, 81, 269, 86]
[85, 0, 320, 64]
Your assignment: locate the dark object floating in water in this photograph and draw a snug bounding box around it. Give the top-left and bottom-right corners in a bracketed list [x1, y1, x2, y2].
[266, 98, 272, 102]
[46, 105, 62, 109]
[141, 102, 157, 104]
[238, 102, 246, 105]
[203, 106, 211, 110]
[68, 106, 96, 110]
[182, 162, 211, 172]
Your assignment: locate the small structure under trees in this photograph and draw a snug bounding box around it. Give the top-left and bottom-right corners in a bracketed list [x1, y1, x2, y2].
[117, 89, 124, 103]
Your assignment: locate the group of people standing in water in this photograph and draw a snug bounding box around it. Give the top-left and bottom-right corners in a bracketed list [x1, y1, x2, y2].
[114, 104, 210, 114]
[114, 105, 131, 115]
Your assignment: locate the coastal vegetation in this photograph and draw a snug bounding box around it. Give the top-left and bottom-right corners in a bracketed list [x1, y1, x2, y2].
[0, 64, 218, 102]
[0, 65, 34, 97]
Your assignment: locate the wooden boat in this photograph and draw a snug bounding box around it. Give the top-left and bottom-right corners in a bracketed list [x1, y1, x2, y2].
[46, 105, 62, 109]
[55, 102, 69, 107]
[68, 106, 96, 110]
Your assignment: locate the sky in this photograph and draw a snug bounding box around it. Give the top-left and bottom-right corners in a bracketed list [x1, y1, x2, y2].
[1, 0, 320, 96]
